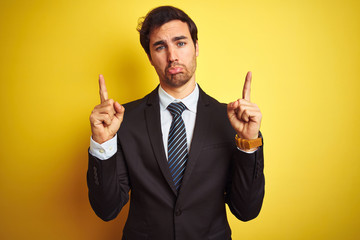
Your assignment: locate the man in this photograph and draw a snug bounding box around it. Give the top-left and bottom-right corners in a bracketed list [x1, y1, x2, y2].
[88, 6, 264, 240]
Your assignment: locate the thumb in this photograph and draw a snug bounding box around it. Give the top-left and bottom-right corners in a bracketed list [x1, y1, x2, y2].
[227, 100, 238, 109]
[114, 101, 125, 120]
[227, 100, 238, 116]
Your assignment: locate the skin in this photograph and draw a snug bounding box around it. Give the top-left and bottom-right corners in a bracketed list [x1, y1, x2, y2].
[148, 20, 199, 99]
[227, 71, 262, 143]
[90, 20, 262, 151]
[89, 74, 125, 144]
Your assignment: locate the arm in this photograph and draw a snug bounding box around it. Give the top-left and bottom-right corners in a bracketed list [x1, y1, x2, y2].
[87, 74, 129, 221]
[87, 140, 131, 221]
[226, 72, 265, 221]
[225, 133, 265, 221]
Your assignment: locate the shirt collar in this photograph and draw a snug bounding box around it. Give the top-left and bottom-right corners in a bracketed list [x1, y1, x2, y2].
[158, 84, 199, 113]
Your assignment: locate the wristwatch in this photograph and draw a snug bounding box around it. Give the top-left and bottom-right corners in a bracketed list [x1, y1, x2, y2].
[235, 134, 263, 150]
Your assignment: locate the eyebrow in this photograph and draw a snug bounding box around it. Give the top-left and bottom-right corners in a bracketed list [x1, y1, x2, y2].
[152, 35, 188, 47]
[173, 35, 188, 41]
[153, 40, 165, 47]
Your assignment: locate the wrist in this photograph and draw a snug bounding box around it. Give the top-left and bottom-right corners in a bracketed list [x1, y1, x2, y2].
[92, 135, 113, 144]
[91, 135, 104, 144]
[236, 132, 258, 140]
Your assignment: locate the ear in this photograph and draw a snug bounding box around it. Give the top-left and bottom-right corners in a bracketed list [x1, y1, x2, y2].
[195, 40, 199, 57]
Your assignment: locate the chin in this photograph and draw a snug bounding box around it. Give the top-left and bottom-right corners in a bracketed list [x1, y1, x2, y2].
[165, 75, 191, 88]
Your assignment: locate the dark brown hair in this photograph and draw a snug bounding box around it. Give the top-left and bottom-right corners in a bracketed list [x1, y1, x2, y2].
[137, 6, 198, 57]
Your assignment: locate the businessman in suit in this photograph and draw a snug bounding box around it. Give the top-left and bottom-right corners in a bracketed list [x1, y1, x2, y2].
[87, 6, 264, 240]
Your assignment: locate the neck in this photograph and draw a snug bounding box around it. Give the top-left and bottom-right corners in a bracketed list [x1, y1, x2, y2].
[160, 79, 196, 99]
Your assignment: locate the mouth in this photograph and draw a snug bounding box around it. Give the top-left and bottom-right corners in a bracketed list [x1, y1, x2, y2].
[166, 63, 185, 75]
[167, 67, 183, 75]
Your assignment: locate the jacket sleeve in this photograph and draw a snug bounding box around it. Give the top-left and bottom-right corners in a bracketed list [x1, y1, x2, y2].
[225, 132, 265, 221]
[87, 141, 131, 221]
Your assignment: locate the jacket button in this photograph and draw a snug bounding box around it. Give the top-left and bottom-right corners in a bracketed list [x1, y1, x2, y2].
[175, 209, 182, 216]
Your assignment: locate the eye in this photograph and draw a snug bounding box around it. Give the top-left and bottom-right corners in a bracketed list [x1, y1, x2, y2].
[177, 42, 186, 47]
[156, 46, 165, 51]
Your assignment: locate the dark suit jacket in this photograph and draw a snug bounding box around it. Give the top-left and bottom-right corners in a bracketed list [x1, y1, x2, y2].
[87, 86, 265, 240]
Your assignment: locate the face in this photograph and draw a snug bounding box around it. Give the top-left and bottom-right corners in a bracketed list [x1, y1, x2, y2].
[148, 20, 199, 89]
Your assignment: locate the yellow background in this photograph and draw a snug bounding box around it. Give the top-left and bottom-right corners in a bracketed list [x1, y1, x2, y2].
[1, 0, 359, 239]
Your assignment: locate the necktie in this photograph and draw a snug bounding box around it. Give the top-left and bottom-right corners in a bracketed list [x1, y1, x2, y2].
[167, 102, 188, 191]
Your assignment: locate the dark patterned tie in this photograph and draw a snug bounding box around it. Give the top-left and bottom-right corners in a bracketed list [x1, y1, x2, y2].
[167, 102, 188, 191]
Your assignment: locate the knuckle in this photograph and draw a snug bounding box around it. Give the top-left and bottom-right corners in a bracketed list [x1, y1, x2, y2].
[237, 111, 242, 118]
[89, 114, 96, 122]
[106, 100, 115, 108]
[105, 113, 113, 123]
[106, 106, 115, 114]
[106, 113, 112, 120]
[92, 106, 99, 113]
[104, 104, 110, 111]
[239, 105, 245, 112]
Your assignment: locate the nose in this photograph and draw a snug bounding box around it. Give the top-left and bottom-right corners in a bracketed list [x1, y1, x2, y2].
[167, 46, 178, 62]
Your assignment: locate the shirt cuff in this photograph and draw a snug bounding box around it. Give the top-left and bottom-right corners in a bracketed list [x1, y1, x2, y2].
[237, 147, 257, 154]
[89, 135, 117, 160]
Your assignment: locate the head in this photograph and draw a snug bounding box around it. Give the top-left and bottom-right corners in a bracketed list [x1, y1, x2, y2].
[137, 6, 199, 91]
[137, 6, 198, 57]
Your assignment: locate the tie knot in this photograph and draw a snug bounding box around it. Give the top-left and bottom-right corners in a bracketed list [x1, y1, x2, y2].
[167, 102, 186, 116]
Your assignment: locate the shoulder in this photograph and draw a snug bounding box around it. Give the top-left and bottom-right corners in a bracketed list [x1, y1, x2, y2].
[197, 86, 236, 143]
[122, 87, 159, 113]
[198, 86, 228, 111]
[198, 86, 232, 127]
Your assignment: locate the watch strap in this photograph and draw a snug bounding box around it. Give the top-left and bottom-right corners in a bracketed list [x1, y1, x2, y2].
[235, 134, 263, 150]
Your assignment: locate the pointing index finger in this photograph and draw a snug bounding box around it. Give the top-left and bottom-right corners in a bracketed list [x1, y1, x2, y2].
[99, 74, 108, 103]
[242, 71, 252, 101]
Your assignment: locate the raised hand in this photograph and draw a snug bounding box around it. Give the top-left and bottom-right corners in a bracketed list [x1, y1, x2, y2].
[90, 74, 125, 144]
[227, 71, 262, 140]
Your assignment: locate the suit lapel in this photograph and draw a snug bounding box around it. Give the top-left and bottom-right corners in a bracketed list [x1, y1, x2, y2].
[180, 87, 212, 192]
[145, 88, 178, 196]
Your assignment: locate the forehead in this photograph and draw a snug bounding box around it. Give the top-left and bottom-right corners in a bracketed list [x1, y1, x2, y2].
[149, 20, 191, 43]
